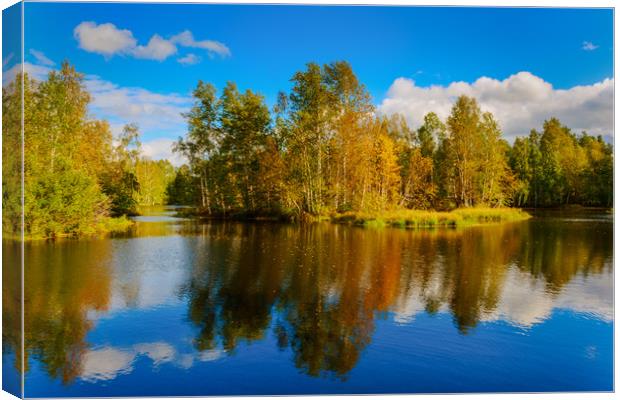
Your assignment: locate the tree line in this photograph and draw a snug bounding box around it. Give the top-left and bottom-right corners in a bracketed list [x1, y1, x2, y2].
[172, 61, 613, 217]
[2, 61, 613, 237]
[3, 62, 176, 238]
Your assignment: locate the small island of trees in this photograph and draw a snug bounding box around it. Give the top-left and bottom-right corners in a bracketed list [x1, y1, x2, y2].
[2, 61, 613, 239]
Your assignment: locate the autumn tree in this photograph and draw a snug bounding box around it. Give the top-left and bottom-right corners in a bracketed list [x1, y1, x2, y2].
[395, 112, 444, 209]
[324, 61, 375, 211]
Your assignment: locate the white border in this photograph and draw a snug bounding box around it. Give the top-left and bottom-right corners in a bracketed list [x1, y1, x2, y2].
[0, 1, 616, 400]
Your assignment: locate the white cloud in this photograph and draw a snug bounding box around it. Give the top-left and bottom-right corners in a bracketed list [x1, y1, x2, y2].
[74, 21, 137, 57]
[177, 53, 201, 66]
[391, 263, 613, 330]
[83, 75, 191, 150]
[134, 342, 176, 365]
[73, 22, 230, 62]
[142, 138, 187, 167]
[85, 75, 192, 137]
[80, 347, 135, 382]
[553, 271, 613, 322]
[2, 59, 189, 165]
[171, 30, 231, 58]
[79, 342, 223, 381]
[29, 49, 55, 66]
[378, 72, 614, 141]
[2, 63, 21, 87]
[133, 35, 177, 61]
[480, 266, 613, 328]
[2, 62, 52, 87]
[582, 41, 599, 51]
[197, 349, 224, 362]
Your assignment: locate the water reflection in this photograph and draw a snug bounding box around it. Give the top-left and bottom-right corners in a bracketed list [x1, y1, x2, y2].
[23, 240, 113, 383]
[5, 211, 613, 390]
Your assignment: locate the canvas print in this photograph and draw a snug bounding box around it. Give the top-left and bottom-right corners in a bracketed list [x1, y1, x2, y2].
[1, 2, 614, 397]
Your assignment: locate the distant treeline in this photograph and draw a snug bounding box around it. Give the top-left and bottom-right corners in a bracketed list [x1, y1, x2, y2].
[2, 61, 612, 238]
[171, 61, 612, 217]
[3, 63, 176, 239]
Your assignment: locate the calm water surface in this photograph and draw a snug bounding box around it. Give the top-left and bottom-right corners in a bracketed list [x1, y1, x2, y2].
[2, 207, 613, 396]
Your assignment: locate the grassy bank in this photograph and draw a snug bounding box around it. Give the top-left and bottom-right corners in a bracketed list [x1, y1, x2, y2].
[95, 216, 135, 235]
[331, 207, 531, 229]
[176, 206, 531, 229]
[5, 216, 135, 241]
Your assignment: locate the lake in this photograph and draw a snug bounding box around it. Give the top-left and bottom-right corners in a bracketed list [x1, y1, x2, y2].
[2, 207, 613, 396]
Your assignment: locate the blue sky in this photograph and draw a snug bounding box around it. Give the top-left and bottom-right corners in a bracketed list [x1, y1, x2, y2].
[2, 3, 614, 163]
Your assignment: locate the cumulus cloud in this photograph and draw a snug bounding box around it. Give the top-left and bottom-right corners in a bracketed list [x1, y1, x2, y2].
[84, 76, 190, 166]
[84, 74, 190, 139]
[73, 21, 229, 62]
[170, 30, 231, 58]
[29, 49, 55, 66]
[80, 347, 135, 382]
[79, 342, 223, 382]
[378, 71, 614, 141]
[142, 138, 186, 167]
[392, 264, 612, 330]
[177, 53, 201, 66]
[133, 34, 177, 61]
[2, 58, 188, 165]
[582, 41, 599, 51]
[74, 21, 137, 57]
[2, 62, 52, 87]
[480, 266, 613, 328]
[133, 342, 176, 365]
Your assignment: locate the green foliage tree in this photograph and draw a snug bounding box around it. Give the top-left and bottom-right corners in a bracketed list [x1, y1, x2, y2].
[2, 62, 193, 238]
[100, 123, 142, 216]
[578, 134, 613, 206]
[175, 81, 220, 213]
[135, 159, 176, 206]
[219, 82, 272, 213]
[166, 165, 199, 205]
[20, 63, 114, 238]
[285, 63, 333, 215]
[441, 96, 516, 208]
[2, 72, 24, 235]
[509, 120, 612, 207]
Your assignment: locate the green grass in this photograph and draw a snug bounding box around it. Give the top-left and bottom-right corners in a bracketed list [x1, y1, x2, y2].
[331, 207, 531, 229]
[96, 215, 134, 234]
[6, 216, 135, 241]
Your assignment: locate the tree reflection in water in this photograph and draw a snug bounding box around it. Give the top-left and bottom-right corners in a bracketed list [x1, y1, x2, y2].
[179, 219, 612, 377]
[2, 239, 114, 384]
[3, 215, 612, 384]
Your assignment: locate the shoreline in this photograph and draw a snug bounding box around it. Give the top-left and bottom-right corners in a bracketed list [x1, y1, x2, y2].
[11, 205, 614, 241]
[177, 207, 533, 229]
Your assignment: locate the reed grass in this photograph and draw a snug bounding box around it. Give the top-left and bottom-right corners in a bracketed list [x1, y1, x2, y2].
[331, 207, 531, 229]
[97, 215, 134, 233]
